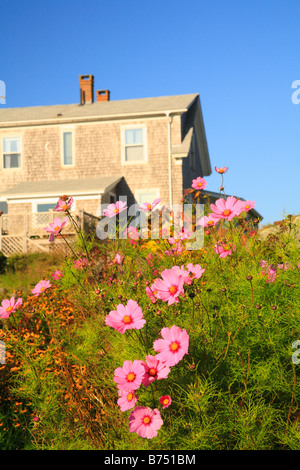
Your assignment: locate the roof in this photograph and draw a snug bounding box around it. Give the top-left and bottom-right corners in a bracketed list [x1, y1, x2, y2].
[201, 189, 263, 220]
[0, 176, 123, 200]
[0, 94, 199, 126]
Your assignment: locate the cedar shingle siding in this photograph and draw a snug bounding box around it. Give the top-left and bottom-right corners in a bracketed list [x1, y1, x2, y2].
[0, 86, 211, 216]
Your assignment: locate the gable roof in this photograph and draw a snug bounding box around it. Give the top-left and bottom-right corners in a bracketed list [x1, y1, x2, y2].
[0, 94, 199, 126]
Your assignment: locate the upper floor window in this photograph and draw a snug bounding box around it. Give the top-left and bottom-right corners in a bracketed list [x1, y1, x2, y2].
[3, 137, 21, 169]
[63, 131, 74, 166]
[122, 126, 147, 163]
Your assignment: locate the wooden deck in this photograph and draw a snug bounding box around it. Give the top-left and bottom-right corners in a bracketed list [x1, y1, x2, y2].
[0, 210, 84, 257]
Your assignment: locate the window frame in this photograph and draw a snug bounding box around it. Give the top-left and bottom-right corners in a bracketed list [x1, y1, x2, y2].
[61, 127, 75, 168]
[2, 136, 22, 170]
[121, 125, 147, 165]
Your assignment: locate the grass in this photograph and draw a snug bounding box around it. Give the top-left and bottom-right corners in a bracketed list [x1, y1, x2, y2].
[0, 199, 299, 450]
[0, 252, 64, 296]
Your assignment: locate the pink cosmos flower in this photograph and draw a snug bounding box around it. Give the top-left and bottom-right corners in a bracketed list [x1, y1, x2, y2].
[210, 196, 243, 222]
[114, 360, 146, 391]
[129, 406, 163, 439]
[186, 263, 205, 284]
[159, 395, 172, 409]
[138, 198, 161, 212]
[215, 166, 228, 174]
[239, 200, 256, 212]
[54, 196, 74, 212]
[113, 253, 124, 265]
[51, 269, 63, 280]
[151, 268, 185, 305]
[141, 355, 170, 388]
[105, 299, 146, 334]
[124, 226, 139, 240]
[117, 389, 138, 412]
[153, 325, 189, 367]
[44, 216, 68, 242]
[0, 296, 23, 319]
[260, 260, 268, 268]
[74, 258, 88, 269]
[260, 261, 277, 283]
[31, 280, 52, 296]
[214, 242, 236, 258]
[146, 286, 159, 304]
[103, 200, 128, 218]
[192, 176, 207, 190]
[170, 265, 190, 284]
[197, 215, 217, 227]
[165, 239, 184, 257]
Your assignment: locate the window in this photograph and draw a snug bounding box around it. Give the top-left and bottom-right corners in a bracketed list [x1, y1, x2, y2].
[37, 203, 57, 213]
[0, 201, 8, 214]
[122, 127, 146, 163]
[136, 189, 160, 205]
[35, 202, 57, 226]
[63, 131, 73, 166]
[3, 137, 21, 169]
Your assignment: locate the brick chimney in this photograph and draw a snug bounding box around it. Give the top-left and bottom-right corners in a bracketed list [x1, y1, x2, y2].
[96, 89, 110, 102]
[79, 74, 94, 104]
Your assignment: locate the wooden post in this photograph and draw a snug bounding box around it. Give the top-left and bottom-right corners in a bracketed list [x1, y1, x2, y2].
[24, 214, 28, 253]
[0, 215, 2, 252]
[79, 210, 84, 232]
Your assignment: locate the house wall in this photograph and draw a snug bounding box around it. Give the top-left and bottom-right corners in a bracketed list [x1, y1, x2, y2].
[0, 115, 185, 212]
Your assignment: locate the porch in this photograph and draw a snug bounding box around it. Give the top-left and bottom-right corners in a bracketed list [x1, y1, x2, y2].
[0, 210, 100, 258]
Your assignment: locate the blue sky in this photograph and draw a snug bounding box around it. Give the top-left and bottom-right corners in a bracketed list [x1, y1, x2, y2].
[1, 0, 299, 226]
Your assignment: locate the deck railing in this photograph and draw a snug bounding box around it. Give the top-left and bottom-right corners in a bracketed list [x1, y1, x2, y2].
[0, 210, 89, 257]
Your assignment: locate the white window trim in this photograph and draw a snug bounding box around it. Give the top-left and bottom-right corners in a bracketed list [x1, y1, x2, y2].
[60, 126, 75, 168]
[2, 135, 22, 171]
[121, 124, 147, 165]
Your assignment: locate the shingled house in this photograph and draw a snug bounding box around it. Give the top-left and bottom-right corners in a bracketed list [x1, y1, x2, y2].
[0, 74, 211, 220]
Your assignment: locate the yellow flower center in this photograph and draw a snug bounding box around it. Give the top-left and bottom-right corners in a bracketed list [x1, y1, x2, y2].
[143, 416, 151, 424]
[223, 244, 230, 251]
[126, 372, 136, 382]
[208, 220, 214, 225]
[40, 287, 45, 292]
[170, 341, 179, 351]
[147, 204, 152, 210]
[127, 392, 133, 401]
[123, 315, 132, 324]
[6, 306, 13, 313]
[163, 398, 169, 405]
[223, 209, 231, 216]
[198, 182, 203, 187]
[54, 226, 60, 231]
[219, 169, 224, 173]
[149, 368, 156, 376]
[169, 285, 177, 295]
[245, 205, 250, 209]
[113, 208, 119, 213]
[62, 204, 68, 211]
